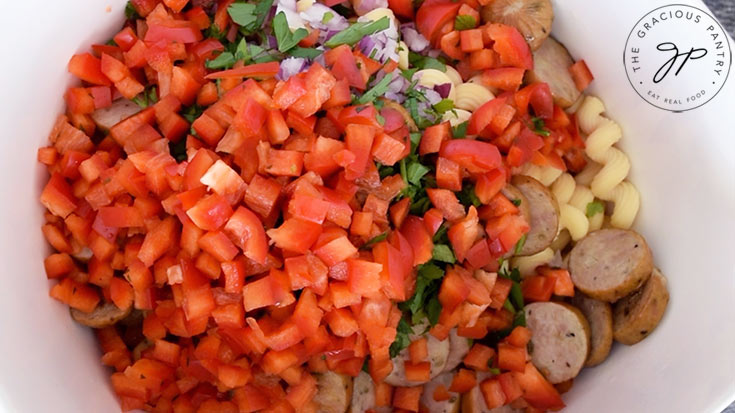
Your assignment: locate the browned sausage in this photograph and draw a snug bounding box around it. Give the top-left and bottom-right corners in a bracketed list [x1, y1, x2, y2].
[501, 184, 531, 228]
[570, 293, 613, 367]
[568, 229, 653, 302]
[480, 0, 553, 51]
[511, 175, 559, 256]
[444, 328, 471, 373]
[421, 371, 461, 413]
[525, 302, 590, 384]
[525, 37, 581, 108]
[613, 268, 669, 345]
[70, 302, 132, 328]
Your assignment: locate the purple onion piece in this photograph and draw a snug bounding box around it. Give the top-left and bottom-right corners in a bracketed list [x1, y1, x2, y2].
[400, 23, 430, 52]
[354, 0, 388, 16]
[433, 83, 451, 99]
[277, 57, 309, 81]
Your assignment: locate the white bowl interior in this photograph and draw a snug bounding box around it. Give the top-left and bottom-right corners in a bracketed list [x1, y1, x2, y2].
[0, 0, 732, 412]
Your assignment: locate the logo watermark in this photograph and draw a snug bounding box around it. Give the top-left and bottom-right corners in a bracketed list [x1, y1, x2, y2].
[624, 4, 731, 112]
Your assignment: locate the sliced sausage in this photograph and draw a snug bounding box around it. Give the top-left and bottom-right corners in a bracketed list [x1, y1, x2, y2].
[569, 229, 653, 302]
[570, 294, 613, 367]
[462, 372, 524, 413]
[421, 371, 460, 413]
[511, 175, 559, 256]
[351, 371, 392, 413]
[480, 0, 553, 51]
[525, 37, 581, 108]
[385, 321, 450, 386]
[524, 302, 590, 384]
[501, 184, 531, 227]
[90, 99, 140, 131]
[313, 371, 353, 413]
[613, 268, 669, 345]
[70, 302, 132, 328]
[444, 328, 472, 372]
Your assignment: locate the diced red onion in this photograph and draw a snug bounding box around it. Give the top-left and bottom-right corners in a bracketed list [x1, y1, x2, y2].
[277, 57, 309, 81]
[400, 23, 429, 52]
[434, 83, 451, 99]
[421, 86, 442, 106]
[300, 3, 349, 33]
[357, 14, 399, 63]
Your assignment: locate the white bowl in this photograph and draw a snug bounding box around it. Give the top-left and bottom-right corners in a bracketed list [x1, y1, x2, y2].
[0, 0, 733, 412]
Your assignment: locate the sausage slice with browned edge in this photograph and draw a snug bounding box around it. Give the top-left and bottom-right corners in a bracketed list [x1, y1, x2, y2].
[511, 175, 559, 256]
[421, 371, 461, 413]
[70, 302, 132, 328]
[501, 184, 531, 228]
[480, 0, 554, 51]
[313, 371, 353, 413]
[613, 268, 670, 345]
[351, 371, 391, 413]
[525, 37, 581, 108]
[524, 302, 590, 384]
[444, 328, 472, 373]
[569, 229, 654, 302]
[385, 321, 450, 386]
[570, 293, 613, 367]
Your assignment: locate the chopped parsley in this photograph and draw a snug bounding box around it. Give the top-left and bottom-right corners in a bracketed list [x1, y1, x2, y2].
[131, 86, 158, 109]
[531, 116, 551, 136]
[452, 121, 468, 138]
[586, 200, 605, 217]
[362, 232, 388, 249]
[408, 51, 446, 72]
[324, 17, 390, 48]
[433, 99, 454, 114]
[432, 244, 456, 263]
[206, 52, 236, 69]
[355, 73, 394, 105]
[455, 15, 477, 31]
[273, 12, 309, 53]
[389, 318, 413, 358]
[513, 234, 527, 256]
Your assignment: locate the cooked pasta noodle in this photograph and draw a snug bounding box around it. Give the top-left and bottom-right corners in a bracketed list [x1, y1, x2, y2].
[444, 66, 463, 86]
[575, 96, 640, 229]
[413, 69, 456, 101]
[397, 40, 409, 70]
[512, 247, 554, 277]
[362, 7, 397, 26]
[442, 109, 472, 126]
[454, 83, 494, 111]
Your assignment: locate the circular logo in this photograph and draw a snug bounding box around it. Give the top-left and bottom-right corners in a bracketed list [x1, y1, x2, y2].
[624, 4, 732, 112]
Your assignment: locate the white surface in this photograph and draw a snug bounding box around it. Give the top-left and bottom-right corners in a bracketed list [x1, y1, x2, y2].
[0, 1, 732, 412]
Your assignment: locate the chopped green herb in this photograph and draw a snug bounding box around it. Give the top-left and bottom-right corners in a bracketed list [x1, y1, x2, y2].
[234, 39, 250, 61]
[205, 24, 227, 40]
[406, 161, 430, 186]
[452, 121, 468, 138]
[513, 309, 526, 328]
[432, 244, 456, 263]
[169, 139, 187, 163]
[125, 2, 140, 19]
[488, 367, 501, 375]
[432, 224, 449, 244]
[586, 200, 605, 217]
[457, 184, 481, 208]
[324, 17, 390, 48]
[206, 52, 236, 69]
[376, 113, 386, 126]
[509, 281, 524, 311]
[182, 104, 204, 124]
[361, 357, 370, 372]
[511, 198, 522, 207]
[356, 73, 394, 105]
[389, 318, 412, 358]
[131, 86, 158, 109]
[377, 163, 396, 179]
[419, 263, 444, 280]
[425, 296, 442, 326]
[454, 15, 477, 31]
[513, 234, 527, 256]
[227, 3, 258, 27]
[503, 298, 516, 313]
[531, 116, 551, 136]
[409, 196, 431, 215]
[273, 12, 309, 52]
[433, 98, 454, 114]
[288, 47, 323, 59]
[322, 11, 334, 24]
[408, 51, 446, 72]
[362, 232, 388, 249]
[409, 132, 422, 154]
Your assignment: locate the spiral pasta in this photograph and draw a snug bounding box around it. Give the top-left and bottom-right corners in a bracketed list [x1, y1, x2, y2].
[413, 69, 456, 101]
[397, 41, 409, 70]
[442, 109, 472, 126]
[453, 83, 495, 112]
[575, 96, 640, 229]
[517, 164, 601, 243]
[444, 66, 463, 86]
[512, 248, 555, 277]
